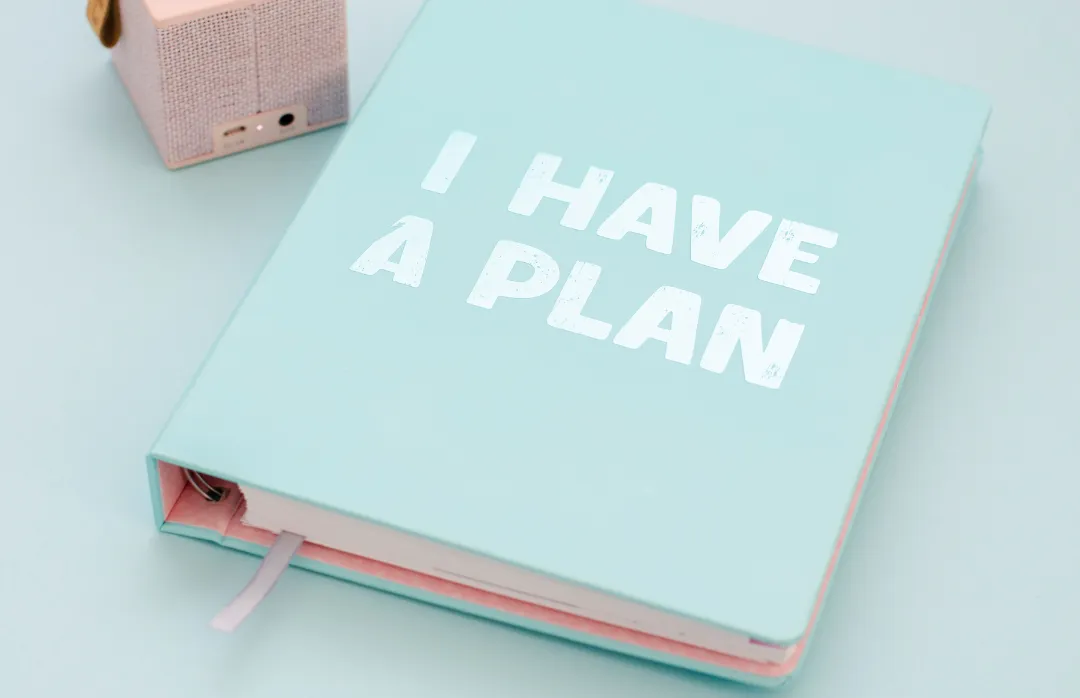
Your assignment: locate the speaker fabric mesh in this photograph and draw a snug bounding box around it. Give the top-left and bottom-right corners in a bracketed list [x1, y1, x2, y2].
[158, 10, 259, 164]
[255, 0, 349, 126]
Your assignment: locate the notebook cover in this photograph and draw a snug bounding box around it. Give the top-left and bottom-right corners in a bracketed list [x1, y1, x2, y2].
[146, 0, 990, 685]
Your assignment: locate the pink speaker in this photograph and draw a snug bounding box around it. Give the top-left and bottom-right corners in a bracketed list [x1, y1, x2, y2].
[88, 0, 349, 169]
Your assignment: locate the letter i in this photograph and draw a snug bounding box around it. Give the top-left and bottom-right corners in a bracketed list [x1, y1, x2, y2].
[420, 131, 478, 194]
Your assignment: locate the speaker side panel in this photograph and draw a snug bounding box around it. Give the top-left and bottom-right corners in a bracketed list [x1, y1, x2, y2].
[253, 0, 349, 127]
[112, 0, 169, 161]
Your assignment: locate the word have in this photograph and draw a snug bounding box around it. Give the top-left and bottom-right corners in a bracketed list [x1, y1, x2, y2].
[352, 217, 802, 389]
[507, 152, 839, 296]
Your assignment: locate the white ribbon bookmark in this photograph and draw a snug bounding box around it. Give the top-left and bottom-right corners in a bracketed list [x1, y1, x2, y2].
[211, 531, 306, 632]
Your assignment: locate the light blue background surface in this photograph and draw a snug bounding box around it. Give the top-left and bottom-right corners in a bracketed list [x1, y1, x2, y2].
[0, 1, 1077, 696]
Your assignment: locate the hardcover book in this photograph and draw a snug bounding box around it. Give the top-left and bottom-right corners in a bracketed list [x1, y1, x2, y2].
[147, 0, 990, 686]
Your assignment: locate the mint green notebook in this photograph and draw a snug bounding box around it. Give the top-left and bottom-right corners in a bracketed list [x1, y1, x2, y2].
[147, 0, 990, 687]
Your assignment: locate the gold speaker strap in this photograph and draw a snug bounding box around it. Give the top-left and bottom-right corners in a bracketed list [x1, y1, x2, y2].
[87, 0, 122, 48]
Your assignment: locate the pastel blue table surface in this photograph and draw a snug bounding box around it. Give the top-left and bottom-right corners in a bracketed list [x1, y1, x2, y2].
[1, 1, 1077, 697]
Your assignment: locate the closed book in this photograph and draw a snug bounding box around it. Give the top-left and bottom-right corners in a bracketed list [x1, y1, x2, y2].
[147, 0, 990, 686]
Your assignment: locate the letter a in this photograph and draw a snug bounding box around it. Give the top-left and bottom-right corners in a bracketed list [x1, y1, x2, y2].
[596, 183, 678, 254]
[350, 215, 433, 288]
[613, 286, 702, 365]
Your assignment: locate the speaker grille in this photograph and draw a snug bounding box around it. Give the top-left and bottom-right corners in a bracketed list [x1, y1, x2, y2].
[254, 0, 349, 126]
[158, 9, 259, 164]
